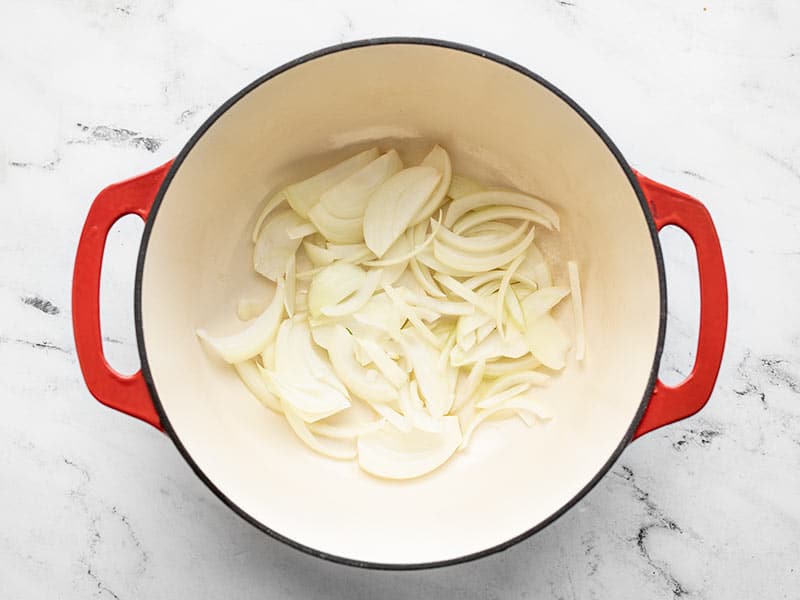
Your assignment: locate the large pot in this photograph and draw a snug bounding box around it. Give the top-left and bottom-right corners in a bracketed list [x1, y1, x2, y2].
[72, 38, 728, 569]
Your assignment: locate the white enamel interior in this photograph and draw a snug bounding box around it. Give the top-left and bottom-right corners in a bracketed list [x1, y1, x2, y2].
[139, 43, 662, 565]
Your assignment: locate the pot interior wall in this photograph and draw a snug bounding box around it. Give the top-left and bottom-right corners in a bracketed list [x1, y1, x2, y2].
[139, 42, 662, 565]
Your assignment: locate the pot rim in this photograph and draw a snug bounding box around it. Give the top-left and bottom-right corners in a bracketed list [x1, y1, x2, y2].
[134, 36, 668, 570]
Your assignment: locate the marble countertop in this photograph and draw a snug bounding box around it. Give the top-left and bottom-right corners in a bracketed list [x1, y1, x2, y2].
[2, 1, 798, 598]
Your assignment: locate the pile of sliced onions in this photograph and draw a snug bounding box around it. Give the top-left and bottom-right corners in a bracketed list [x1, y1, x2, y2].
[197, 145, 585, 480]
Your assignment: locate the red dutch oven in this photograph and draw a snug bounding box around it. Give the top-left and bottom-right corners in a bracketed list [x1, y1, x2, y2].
[72, 39, 727, 569]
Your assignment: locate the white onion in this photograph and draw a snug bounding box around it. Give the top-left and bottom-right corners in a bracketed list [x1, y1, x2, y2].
[198, 144, 585, 479]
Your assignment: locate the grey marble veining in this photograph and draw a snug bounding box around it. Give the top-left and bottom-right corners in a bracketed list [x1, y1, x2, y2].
[1, 1, 799, 598]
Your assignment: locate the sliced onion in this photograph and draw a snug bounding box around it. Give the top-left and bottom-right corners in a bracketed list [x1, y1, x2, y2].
[269, 319, 351, 421]
[399, 382, 443, 433]
[197, 278, 285, 363]
[308, 262, 367, 318]
[474, 382, 532, 410]
[282, 400, 357, 460]
[518, 242, 552, 287]
[460, 397, 549, 450]
[363, 214, 441, 267]
[526, 314, 571, 370]
[251, 189, 287, 243]
[568, 261, 586, 361]
[444, 190, 559, 230]
[399, 328, 457, 417]
[321, 268, 382, 317]
[452, 206, 552, 234]
[357, 417, 461, 479]
[412, 145, 452, 225]
[363, 166, 442, 257]
[307, 203, 364, 244]
[453, 359, 485, 412]
[287, 221, 318, 240]
[434, 226, 535, 274]
[436, 220, 528, 253]
[450, 329, 530, 367]
[382, 283, 441, 347]
[433, 274, 496, 317]
[481, 371, 550, 401]
[284, 253, 296, 317]
[253, 208, 306, 280]
[233, 360, 282, 412]
[302, 240, 335, 266]
[482, 355, 542, 377]
[409, 256, 446, 298]
[318, 149, 403, 219]
[497, 253, 526, 338]
[521, 287, 570, 323]
[325, 325, 398, 403]
[398, 288, 475, 316]
[462, 269, 539, 292]
[286, 147, 379, 219]
[356, 338, 408, 388]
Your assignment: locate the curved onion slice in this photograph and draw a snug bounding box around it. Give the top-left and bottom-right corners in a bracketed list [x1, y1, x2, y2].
[436, 220, 528, 253]
[526, 314, 571, 370]
[197, 278, 285, 363]
[308, 262, 366, 318]
[307, 204, 363, 244]
[399, 328, 457, 417]
[453, 359, 485, 413]
[363, 166, 441, 257]
[447, 174, 484, 200]
[434, 274, 496, 316]
[234, 360, 282, 412]
[474, 382, 532, 410]
[254, 208, 306, 280]
[382, 283, 440, 347]
[282, 400, 357, 460]
[444, 190, 559, 230]
[287, 222, 318, 240]
[409, 257, 446, 298]
[363, 215, 441, 267]
[497, 253, 526, 338]
[400, 381, 443, 432]
[318, 150, 403, 219]
[462, 269, 539, 292]
[270, 319, 350, 421]
[483, 355, 541, 377]
[460, 397, 549, 450]
[521, 287, 570, 322]
[518, 242, 552, 287]
[303, 240, 335, 266]
[321, 268, 382, 317]
[412, 145, 452, 225]
[450, 328, 529, 367]
[452, 206, 552, 234]
[325, 325, 398, 403]
[356, 338, 408, 388]
[357, 417, 462, 479]
[568, 261, 585, 361]
[286, 147, 379, 218]
[481, 371, 550, 400]
[434, 226, 535, 274]
[398, 288, 474, 316]
[252, 189, 287, 243]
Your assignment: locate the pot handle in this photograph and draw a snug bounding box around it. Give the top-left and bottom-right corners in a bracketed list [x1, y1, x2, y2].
[633, 172, 728, 438]
[72, 162, 173, 430]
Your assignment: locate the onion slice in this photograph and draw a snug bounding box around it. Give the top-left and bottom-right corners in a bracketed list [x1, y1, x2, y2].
[363, 166, 442, 257]
[286, 147, 379, 219]
[197, 278, 285, 363]
[568, 260, 586, 361]
[357, 417, 462, 479]
[412, 145, 452, 225]
[433, 226, 535, 273]
[234, 360, 282, 413]
[444, 190, 559, 230]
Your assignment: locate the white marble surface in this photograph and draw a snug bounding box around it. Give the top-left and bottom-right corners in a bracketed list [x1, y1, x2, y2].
[1, 0, 799, 597]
